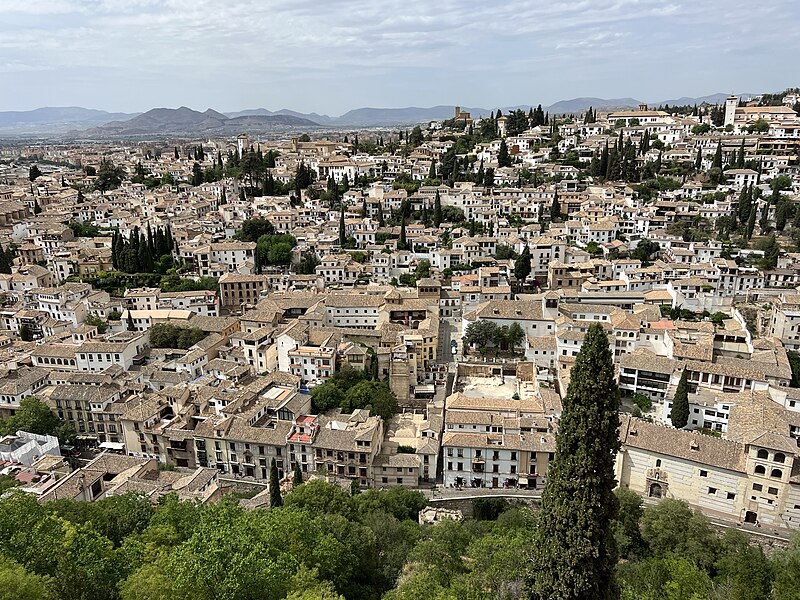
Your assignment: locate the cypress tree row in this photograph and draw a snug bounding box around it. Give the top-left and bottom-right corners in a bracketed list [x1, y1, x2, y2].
[112, 224, 176, 274]
[529, 322, 621, 600]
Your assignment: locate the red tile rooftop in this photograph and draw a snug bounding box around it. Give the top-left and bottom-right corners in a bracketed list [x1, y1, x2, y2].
[648, 320, 678, 330]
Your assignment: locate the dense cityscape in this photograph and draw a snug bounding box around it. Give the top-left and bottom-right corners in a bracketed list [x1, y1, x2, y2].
[0, 90, 799, 598]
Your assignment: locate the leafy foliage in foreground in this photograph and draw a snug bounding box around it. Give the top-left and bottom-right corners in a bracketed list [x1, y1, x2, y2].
[0, 481, 798, 600]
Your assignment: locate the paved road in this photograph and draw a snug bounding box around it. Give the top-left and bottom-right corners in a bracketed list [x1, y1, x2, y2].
[436, 315, 462, 364]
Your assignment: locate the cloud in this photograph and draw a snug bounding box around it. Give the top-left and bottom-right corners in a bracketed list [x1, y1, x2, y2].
[0, 0, 797, 112]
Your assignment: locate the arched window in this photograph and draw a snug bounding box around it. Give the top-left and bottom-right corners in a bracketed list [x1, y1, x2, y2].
[755, 465, 766, 475]
[757, 449, 769, 459]
[655, 459, 662, 467]
[771, 469, 783, 479]
[774, 453, 786, 464]
[649, 482, 663, 499]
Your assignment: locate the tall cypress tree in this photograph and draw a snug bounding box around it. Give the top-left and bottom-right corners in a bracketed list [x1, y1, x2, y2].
[476, 159, 485, 186]
[670, 369, 690, 429]
[398, 215, 408, 250]
[269, 458, 282, 507]
[712, 141, 723, 170]
[513, 246, 531, 292]
[599, 143, 609, 178]
[529, 323, 620, 600]
[293, 462, 303, 487]
[747, 199, 758, 240]
[550, 188, 561, 221]
[111, 232, 118, 270]
[339, 204, 346, 247]
[433, 190, 442, 228]
[736, 139, 746, 169]
[498, 139, 511, 167]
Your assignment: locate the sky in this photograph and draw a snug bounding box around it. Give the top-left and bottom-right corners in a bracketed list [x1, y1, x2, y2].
[0, 0, 798, 115]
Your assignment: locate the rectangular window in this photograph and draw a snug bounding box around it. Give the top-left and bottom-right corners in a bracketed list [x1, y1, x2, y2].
[708, 487, 717, 494]
[753, 483, 763, 491]
[700, 470, 707, 477]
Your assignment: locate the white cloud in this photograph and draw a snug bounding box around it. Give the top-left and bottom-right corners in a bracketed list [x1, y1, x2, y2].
[0, 0, 797, 112]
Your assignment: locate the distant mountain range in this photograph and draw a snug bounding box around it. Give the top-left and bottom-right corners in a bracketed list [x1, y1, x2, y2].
[77, 106, 319, 138]
[0, 93, 760, 137]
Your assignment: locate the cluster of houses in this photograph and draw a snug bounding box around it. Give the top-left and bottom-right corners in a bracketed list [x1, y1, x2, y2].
[0, 96, 799, 530]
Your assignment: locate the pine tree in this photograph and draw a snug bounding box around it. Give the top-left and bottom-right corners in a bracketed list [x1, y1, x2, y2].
[377, 203, 385, 227]
[695, 148, 703, 171]
[433, 190, 442, 228]
[174, 147, 179, 160]
[428, 160, 436, 180]
[529, 323, 620, 600]
[670, 369, 690, 428]
[269, 458, 282, 507]
[293, 462, 303, 487]
[126, 310, 135, 332]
